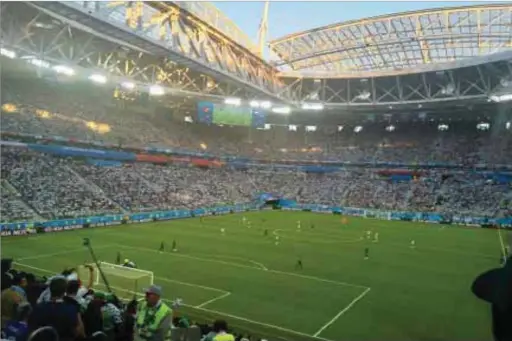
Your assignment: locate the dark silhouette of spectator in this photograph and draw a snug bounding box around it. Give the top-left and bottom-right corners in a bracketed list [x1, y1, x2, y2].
[28, 277, 85, 341]
[2, 301, 31, 341]
[472, 255, 512, 341]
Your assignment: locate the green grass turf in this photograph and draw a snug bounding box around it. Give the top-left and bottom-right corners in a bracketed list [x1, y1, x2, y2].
[1, 211, 506, 341]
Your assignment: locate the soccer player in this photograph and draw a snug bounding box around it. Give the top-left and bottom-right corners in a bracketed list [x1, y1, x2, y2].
[247, 221, 251, 229]
[364, 247, 369, 260]
[297, 220, 301, 229]
[295, 258, 303, 270]
[410, 240, 416, 249]
[123, 259, 136, 268]
[221, 228, 226, 235]
[310, 223, 315, 229]
[366, 230, 372, 240]
[159, 241, 165, 253]
[373, 232, 379, 243]
[116, 252, 121, 265]
[264, 229, 268, 236]
[172, 239, 177, 252]
[275, 235, 280, 245]
[242, 216, 247, 225]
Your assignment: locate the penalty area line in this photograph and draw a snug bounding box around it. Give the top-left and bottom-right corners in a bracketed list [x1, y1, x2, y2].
[195, 291, 232, 308]
[313, 287, 371, 337]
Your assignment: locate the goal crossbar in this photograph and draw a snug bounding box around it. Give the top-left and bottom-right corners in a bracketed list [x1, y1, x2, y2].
[91, 262, 154, 288]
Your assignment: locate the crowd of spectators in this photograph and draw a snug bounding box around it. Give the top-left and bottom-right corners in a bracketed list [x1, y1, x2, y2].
[2, 78, 512, 165]
[0, 146, 510, 223]
[1, 259, 254, 341]
[1, 77, 511, 223]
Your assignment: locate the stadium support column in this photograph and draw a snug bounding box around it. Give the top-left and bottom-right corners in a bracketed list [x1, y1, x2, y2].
[257, 1, 270, 58]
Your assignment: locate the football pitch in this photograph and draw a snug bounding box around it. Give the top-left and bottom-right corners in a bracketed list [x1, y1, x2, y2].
[1, 211, 505, 341]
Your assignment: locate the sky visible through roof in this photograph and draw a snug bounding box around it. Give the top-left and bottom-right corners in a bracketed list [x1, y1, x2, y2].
[212, 1, 491, 60]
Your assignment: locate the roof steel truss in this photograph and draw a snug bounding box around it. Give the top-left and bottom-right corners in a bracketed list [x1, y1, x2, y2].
[0, 2, 283, 101]
[280, 59, 512, 106]
[270, 5, 512, 75]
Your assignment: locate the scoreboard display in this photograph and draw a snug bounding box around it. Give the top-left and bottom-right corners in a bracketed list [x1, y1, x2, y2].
[197, 101, 265, 127]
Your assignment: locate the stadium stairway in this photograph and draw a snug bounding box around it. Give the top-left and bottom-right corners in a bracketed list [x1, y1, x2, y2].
[64, 164, 128, 213]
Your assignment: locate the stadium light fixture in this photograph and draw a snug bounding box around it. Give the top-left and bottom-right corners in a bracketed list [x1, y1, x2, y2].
[29, 58, 50, 69]
[301, 103, 324, 111]
[149, 85, 165, 96]
[0, 48, 16, 59]
[121, 81, 135, 90]
[354, 126, 363, 133]
[260, 101, 272, 109]
[249, 100, 260, 108]
[386, 125, 396, 132]
[89, 74, 107, 84]
[490, 94, 512, 103]
[52, 65, 75, 76]
[224, 97, 241, 106]
[272, 106, 291, 115]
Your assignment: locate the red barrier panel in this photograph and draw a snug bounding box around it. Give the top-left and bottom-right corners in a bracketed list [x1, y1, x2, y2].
[135, 154, 173, 163]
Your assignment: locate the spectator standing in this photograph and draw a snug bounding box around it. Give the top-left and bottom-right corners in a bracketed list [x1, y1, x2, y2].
[2, 302, 31, 341]
[1, 273, 27, 328]
[135, 285, 172, 341]
[211, 320, 235, 341]
[28, 277, 85, 341]
[102, 293, 123, 340]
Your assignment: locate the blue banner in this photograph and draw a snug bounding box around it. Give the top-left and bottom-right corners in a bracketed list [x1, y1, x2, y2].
[0, 203, 258, 235]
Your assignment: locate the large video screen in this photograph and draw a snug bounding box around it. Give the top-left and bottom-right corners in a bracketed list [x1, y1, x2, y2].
[197, 101, 265, 127]
[212, 104, 252, 126]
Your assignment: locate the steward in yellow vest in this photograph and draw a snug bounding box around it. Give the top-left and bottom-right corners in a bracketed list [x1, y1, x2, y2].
[135, 285, 172, 341]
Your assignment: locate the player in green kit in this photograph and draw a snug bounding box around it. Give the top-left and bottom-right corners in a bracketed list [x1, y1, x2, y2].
[172, 239, 177, 252]
[159, 241, 165, 253]
[364, 247, 369, 260]
[264, 229, 268, 236]
[116, 251, 121, 265]
[295, 258, 303, 270]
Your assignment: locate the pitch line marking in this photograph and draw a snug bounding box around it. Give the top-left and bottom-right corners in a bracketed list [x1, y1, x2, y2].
[13, 262, 335, 341]
[154, 276, 228, 294]
[194, 253, 268, 271]
[313, 287, 371, 337]
[114, 243, 369, 290]
[272, 229, 363, 245]
[17, 244, 113, 261]
[195, 291, 232, 309]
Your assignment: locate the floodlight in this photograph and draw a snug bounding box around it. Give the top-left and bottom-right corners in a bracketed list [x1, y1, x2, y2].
[29, 58, 50, 68]
[89, 74, 107, 84]
[260, 101, 272, 109]
[249, 100, 260, 108]
[0, 48, 16, 59]
[301, 103, 324, 110]
[53, 65, 75, 76]
[121, 81, 135, 90]
[224, 97, 241, 106]
[149, 85, 164, 96]
[272, 106, 291, 114]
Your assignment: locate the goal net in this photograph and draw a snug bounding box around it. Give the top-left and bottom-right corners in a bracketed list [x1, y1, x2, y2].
[78, 262, 153, 299]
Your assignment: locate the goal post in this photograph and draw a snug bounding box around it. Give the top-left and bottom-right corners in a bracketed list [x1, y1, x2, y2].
[78, 262, 153, 299]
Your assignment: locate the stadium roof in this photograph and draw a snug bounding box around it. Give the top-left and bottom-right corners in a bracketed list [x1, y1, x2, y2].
[269, 4, 512, 75]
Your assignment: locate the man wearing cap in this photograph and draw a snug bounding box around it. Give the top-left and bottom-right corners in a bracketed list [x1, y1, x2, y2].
[135, 285, 172, 341]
